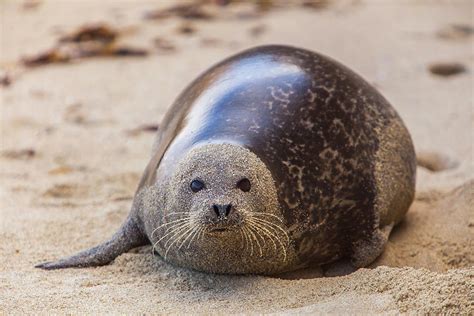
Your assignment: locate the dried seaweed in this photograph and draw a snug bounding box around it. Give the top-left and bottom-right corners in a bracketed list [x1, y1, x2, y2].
[428, 62, 467, 77]
[200, 37, 223, 47]
[177, 23, 197, 35]
[125, 124, 159, 136]
[144, 3, 214, 20]
[111, 46, 148, 56]
[21, 0, 41, 10]
[22, 47, 71, 67]
[48, 165, 87, 175]
[143, 0, 331, 25]
[437, 24, 474, 40]
[0, 71, 12, 87]
[301, 0, 330, 9]
[22, 24, 148, 67]
[249, 24, 266, 37]
[153, 37, 177, 52]
[59, 24, 118, 44]
[1, 149, 36, 160]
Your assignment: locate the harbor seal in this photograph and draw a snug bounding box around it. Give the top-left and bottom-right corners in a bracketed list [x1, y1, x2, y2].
[36, 45, 416, 274]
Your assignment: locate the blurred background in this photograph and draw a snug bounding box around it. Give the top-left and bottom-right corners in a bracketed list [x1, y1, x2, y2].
[0, 0, 472, 314]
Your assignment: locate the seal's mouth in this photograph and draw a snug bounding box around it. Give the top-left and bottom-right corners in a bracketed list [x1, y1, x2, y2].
[203, 210, 244, 235]
[209, 227, 229, 233]
[206, 223, 241, 235]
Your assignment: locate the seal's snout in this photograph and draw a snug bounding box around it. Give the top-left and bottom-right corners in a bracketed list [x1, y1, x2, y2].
[204, 202, 242, 234]
[212, 203, 233, 218]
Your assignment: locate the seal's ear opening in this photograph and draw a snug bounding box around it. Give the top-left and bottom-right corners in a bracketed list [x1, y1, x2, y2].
[35, 216, 149, 270]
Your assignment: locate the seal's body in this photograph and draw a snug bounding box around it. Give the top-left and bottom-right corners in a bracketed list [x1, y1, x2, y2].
[37, 45, 416, 274]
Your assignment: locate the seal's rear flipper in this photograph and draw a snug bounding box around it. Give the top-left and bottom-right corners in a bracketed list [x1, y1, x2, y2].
[350, 223, 394, 268]
[322, 258, 357, 277]
[35, 217, 149, 270]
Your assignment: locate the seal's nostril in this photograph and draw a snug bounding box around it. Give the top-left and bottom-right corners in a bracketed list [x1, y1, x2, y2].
[212, 205, 220, 217]
[225, 204, 232, 216]
[212, 204, 232, 218]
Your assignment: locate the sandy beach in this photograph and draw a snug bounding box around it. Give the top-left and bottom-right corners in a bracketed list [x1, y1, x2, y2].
[0, 0, 472, 313]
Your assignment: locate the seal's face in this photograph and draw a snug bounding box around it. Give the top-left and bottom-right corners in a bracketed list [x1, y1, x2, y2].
[170, 145, 270, 237]
[149, 143, 294, 274]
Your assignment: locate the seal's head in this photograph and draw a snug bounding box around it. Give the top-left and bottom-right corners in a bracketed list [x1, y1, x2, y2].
[148, 143, 292, 274]
[169, 143, 279, 235]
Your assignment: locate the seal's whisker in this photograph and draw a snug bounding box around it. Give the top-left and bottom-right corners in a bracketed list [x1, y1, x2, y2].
[164, 224, 196, 260]
[241, 210, 257, 255]
[164, 212, 189, 218]
[248, 218, 287, 262]
[239, 229, 246, 251]
[151, 222, 191, 256]
[164, 226, 193, 257]
[242, 227, 251, 254]
[196, 226, 205, 243]
[242, 226, 254, 256]
[151, 240, 159, 256]
[248, 218, 289, 262]
[151, 217, 190, 238]
[247, 222, 266, 249]
[152, 223, 188, 251]
[247, 218, 278, 254]
[252, 212, 284, 223]
[247, 217, 290, 244]
[245, 224, 263, 257]
[157, 217, 191, 227]
[186, 225, 203, 249]
[178, 222, 200, 251]
[157, 222, 191, 245]
[247, 224, 267, 258]
[151, 218, 190, 239]
[161, 222, 194, 245]
[163, 223, 193, 248]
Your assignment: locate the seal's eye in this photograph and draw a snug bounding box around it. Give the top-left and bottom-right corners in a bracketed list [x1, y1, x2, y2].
[237, 178, 251, 192]
[190, 179, 205, 192]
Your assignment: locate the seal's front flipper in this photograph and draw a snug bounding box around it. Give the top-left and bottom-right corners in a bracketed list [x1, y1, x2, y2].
[35, 217, 149, 270]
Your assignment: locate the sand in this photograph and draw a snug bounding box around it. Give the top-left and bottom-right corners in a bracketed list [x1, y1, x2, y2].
[0, 0, 472, 314]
